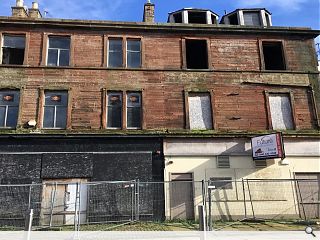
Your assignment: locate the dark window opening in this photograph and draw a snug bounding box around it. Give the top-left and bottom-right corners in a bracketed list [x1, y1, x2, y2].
[2, 35, 25, 65]
[209, 177, 233, 189]
[107, 92, 122, 128]
[211, 14, 216, 24]
[243, 11, 261, 26]
[127, 92, 142, 129]
[186, 39, 208, 69]
[173, 12, 182, 23]
[263, 42, 286, 70]
[127, 39, 141, 68]
[228, 14, 238, 25]
[188, 11, 207, 24]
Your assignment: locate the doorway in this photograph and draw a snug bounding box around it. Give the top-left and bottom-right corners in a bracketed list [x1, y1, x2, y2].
[170, 173, 195, 220]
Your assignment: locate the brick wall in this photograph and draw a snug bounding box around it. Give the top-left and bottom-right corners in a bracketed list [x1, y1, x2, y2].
[0, 29, 318, 132]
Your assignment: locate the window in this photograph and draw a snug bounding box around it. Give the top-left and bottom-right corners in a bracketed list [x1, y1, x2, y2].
[2, 35, 25, 65]
[107, 92, 122, 128]
[228, 13, 239, 25]
[47, 36, 70, 66]
[262, 42, 286, 70]
[173, 12, 182, 23]
[188, 11, 207, 24]
[43, 91, 68, 129]
[188, 93, 213, 130]
[268, 93, 294, 130]
[127, 39, 141, 68]
[209, 177, 233, 190]
[0, 90, 19, 128]
[185, 39, 208, 69]
[243, 12, 261, 26]
[108, 38, 123, 67]
[127, 92, 142, 129]
[217, 156, 230, 168]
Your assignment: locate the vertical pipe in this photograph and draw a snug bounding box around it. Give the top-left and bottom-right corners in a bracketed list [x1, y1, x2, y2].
[28, 184, 32, 210]
[242, 178, 247, 219]
[246, 179, 255, 219]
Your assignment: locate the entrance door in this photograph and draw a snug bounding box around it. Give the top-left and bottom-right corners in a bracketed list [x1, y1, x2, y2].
[41, 179, 88, 226]
[170, 173, 195, 220]
[295, 173, 320, 219]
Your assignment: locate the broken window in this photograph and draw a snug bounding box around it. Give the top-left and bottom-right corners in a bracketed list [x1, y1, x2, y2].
[0, 90, 19, 128]
[127, 92, 142, 129]
[269, 93, 294, 130]
[243, 12, 261, 26]
[127, 39, 141, 68]
[108, 38, 123, 67]
[2, 35, 25, 65]
[228, 13, 239, 25]
[188, 11, 207, 24]
[43, 91, 68, 129]
[188, 93, 212, 130]
[173, 12, 182, 23]
[262, 42, 286, 70]
[107, 92, 122, 128]
[47, 36, 70, 66]
[186, 39, 208, 69]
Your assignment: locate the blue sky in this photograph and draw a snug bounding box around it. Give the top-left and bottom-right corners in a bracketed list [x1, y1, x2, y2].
[0, 0, 319, 42]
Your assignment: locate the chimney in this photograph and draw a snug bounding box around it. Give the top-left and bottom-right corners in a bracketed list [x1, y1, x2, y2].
[12, 0, 28, 18]
[143, 0, 155, 23]
[28, 2, 42, 18]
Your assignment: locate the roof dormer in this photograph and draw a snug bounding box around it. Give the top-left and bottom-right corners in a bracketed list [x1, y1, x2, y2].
[221, 8, 272, 27]
[168, 8, 219, 25]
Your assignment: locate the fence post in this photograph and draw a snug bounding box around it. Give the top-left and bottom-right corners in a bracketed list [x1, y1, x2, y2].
[24, 209, 34, 232]
[135, 179, 140, 221]
[242, 178, 247, 219]
[246, 179, 255, 219]
[208, 184, 212, 231]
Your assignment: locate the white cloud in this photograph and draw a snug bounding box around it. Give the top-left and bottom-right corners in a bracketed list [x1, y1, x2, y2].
[236, 0, 309, 11]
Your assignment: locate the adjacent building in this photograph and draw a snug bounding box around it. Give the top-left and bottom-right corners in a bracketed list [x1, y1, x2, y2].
[0, 0, 319, 224]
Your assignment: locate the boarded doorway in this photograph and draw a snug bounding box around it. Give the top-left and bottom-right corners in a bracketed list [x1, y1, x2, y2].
[295, 173, 320, 219]
[170, 173, 195, 220]
[41, 179, 88, 226]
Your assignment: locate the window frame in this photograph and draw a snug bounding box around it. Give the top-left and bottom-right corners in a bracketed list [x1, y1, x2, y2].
[0, 32, 29, 66]
[38, 88, 71, 130]
[182, 37, 212, 70]
[107, 37, 124, 68]
[126, 92, 142, 129]
[259, 39, 288, 71]
[46, 36, 71, 67]
[184, 90, 215, 130]
[264, 90, 297, 130]
[105, 36, 143, 69]
[0, 89, 21, 129]
[106, 91, 123, 130]
[126, 38, 142, 69]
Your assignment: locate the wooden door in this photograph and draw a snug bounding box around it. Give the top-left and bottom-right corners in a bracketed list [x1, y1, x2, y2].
[295, 173, 320, 219]
[170, 173, 195, 220]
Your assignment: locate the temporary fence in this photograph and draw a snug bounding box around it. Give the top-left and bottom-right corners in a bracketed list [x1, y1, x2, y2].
[0, 179, 318, 231]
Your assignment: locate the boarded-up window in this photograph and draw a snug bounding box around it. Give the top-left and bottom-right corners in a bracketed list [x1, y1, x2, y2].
[243, 12, 261, 26]
[188, 93, 212, 130]
[269, 94, 294, 130]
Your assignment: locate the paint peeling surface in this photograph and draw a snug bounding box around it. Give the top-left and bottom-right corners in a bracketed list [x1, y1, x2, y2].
[188, 93, 213, 130]
[269, 94, 294, 130]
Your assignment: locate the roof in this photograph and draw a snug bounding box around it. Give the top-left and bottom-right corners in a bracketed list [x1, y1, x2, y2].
[0, 16, 318, 39]
[168, 8, 219, 17]
[220, 8, 272, 24]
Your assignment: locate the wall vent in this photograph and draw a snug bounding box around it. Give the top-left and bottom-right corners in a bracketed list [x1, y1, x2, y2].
[217, 156, 230, 168]
[255, 160, 267, 168]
